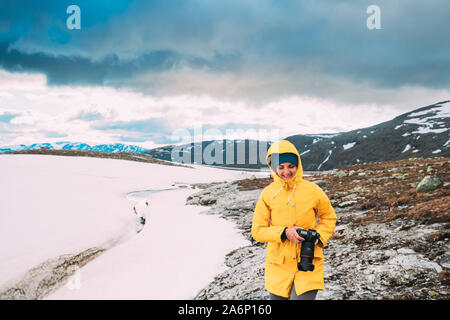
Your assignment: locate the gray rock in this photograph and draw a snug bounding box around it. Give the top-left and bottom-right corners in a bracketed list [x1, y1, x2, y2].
[336, 170, 347, 178]
[0, 247, 104, 300]
[416, 175, 443, 192]
[199, 197, 217, 205]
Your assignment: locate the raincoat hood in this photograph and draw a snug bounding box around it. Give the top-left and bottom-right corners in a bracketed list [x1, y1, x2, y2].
[266, 140, 303, 190]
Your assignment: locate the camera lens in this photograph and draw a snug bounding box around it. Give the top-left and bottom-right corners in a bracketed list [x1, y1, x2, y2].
[296, 229, 319, 272]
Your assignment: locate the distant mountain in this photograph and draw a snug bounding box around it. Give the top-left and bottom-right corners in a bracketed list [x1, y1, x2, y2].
[2, 101, 448, 171]
[0, 142, 148, 154]
[146, 100, 450, 170]
[286, 100, 450, 170]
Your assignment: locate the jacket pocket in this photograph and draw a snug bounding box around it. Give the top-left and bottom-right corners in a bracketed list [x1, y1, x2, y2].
[267, 253, 285, 265]
[266, 242, 286, 265]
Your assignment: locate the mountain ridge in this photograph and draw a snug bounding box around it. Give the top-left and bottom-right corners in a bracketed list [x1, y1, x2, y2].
[147, 100, 449, 170]
[1, 100, 449, 170]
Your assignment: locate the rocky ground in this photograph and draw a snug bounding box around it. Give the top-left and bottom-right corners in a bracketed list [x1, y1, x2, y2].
[0, 247, 105, 300]
[189, 157, 449, 300]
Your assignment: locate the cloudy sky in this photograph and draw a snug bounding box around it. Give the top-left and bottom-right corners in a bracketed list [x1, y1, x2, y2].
[0, 0, 449, 149]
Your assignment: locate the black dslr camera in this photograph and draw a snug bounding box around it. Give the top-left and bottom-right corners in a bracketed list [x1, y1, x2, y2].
[296, 229, 321, 272]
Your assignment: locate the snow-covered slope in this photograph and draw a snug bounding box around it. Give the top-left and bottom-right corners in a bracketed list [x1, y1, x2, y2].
[0, 154, 259, 299]
[46, 187, 250, 299]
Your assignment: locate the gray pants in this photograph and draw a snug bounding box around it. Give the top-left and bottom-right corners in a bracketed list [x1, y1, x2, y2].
[269, 284, 318, 300]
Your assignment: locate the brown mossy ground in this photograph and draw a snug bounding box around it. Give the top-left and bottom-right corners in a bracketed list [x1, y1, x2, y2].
[232, 157, 449, 226]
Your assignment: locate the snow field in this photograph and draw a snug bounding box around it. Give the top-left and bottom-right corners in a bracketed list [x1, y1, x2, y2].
[0, 154, 258, 298]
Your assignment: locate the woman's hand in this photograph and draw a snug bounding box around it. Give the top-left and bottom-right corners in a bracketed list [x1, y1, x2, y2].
[285, 227, 319, 245]
[285, 227, 304, 244]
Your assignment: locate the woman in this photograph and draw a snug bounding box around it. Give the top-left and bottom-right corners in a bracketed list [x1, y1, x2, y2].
[251, 140, 337, 300]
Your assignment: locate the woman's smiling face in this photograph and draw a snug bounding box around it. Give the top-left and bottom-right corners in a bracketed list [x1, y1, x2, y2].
[276, 162, 297, 181]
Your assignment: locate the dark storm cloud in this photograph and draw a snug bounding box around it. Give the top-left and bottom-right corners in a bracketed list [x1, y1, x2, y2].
[0, 40, 109, 85]
[0, 38, 241, 87]
[0, 0, 449, 98]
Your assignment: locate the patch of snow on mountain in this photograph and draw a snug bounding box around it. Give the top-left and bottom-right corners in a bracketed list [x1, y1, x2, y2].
[402, 144, 411, 153]
[444, 139, 450, 148]
[413, 126, 447, 135]
[300, 149, 310, 156]
[404, 103, 450, 135]
[317, 150, 332, 170]
[343, 142, 356, 150]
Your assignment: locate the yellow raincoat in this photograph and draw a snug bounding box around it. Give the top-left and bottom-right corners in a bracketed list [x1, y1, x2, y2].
[251, 140, 337, 298]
